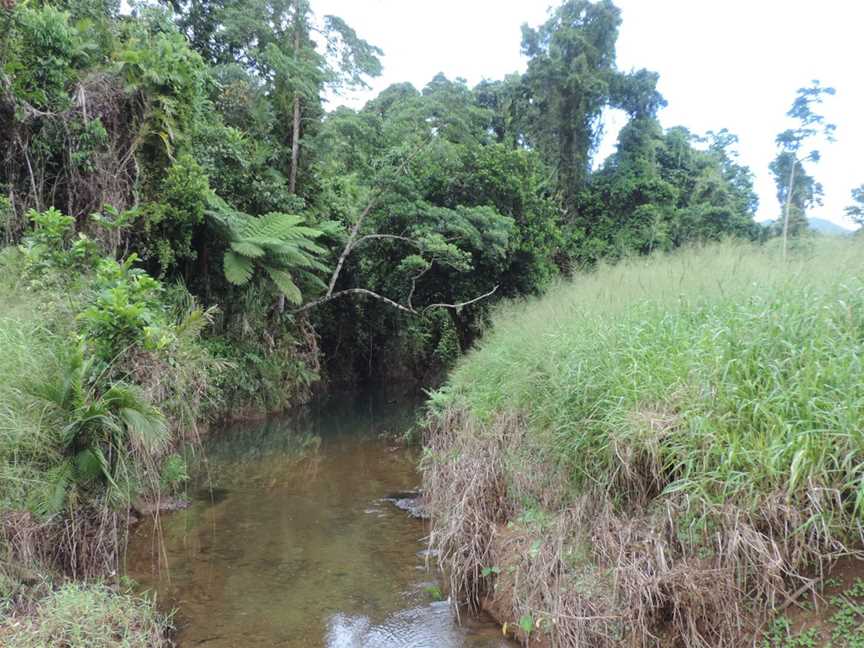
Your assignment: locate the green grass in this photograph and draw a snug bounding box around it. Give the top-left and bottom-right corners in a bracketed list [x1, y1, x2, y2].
[435, 238, 864, 520]
[0, 286, 72, 511]
[2, 583, 172, 648]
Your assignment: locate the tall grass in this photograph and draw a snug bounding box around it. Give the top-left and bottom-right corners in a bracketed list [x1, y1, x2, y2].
[438, 238, 864, 514]
[0, 289, 71, 510]
[424, 237, 864, 645]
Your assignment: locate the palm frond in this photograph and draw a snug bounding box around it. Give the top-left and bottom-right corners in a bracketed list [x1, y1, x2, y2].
[102, 384, 168, 453]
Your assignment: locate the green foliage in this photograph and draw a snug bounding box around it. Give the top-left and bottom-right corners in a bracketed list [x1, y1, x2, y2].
[78, 256, 172, 363]
[210, 203, 331, 304]
[117, 22, 210, 161]
[773, 81, 836, 250]
[423, 584, 444, 601]
[571, 120, 759, 264]
[69, 117, 110, 173]
[0, 195, 13, 240]
[1, 206, 216, 519]
[19, 208, 100, 279]
[159, 453, 189, 492]
[28, 343, 168, 513]
[5, 5, 85, 109]
[762, 617, 820, 648]
[519, 0, 664, 210]
[435, 238, 864, 527]
[137, 153, 210, 272]
[846, 184, 864, 227]
[762, 579, 864, 647]
[828, 579, 864, 647]
[5, 582, 172, 648]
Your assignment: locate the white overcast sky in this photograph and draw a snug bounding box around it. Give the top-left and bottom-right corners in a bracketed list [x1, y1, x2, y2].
[312, 0, 863, 229]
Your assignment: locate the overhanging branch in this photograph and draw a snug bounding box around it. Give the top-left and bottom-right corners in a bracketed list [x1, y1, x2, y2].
[293, 284, 499, 317]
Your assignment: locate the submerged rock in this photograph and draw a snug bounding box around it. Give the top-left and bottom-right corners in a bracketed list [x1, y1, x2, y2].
[382, 491, 429, 519]
[132, 496, 191, 517]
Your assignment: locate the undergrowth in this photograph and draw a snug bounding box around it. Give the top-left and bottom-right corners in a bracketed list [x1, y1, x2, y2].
[1, 582, 172, 648]
[0, 206, 322, 644]
[424, 238, 864, 646]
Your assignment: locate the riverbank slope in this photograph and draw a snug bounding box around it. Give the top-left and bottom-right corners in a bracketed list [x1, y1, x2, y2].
[423, 238, 864, 646]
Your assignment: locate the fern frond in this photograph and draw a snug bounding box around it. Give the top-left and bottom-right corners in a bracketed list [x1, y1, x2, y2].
[265, 268, 303, 305]
[224, 251, 254, 285]
[176, 306, 216, 340]
[29, 460, 73, 516]
[230, 241, 266, 258]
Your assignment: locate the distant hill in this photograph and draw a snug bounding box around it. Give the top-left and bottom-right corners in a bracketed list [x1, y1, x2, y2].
[809, 218, 854, 236]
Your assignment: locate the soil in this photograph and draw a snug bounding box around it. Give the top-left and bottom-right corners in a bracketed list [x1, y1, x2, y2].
[760, 556, 864, 645]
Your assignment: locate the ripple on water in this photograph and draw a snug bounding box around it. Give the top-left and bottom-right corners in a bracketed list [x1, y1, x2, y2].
[326, 603, 511, 648]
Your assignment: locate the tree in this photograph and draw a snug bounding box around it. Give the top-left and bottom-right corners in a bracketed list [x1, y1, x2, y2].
[845, 184, 864, 227]
[572, 119, 758, 264]
[163, 0, 382, 196]
[519, 0, 664, 214]
[774, 80, 836, 258]
[769, 152, 822, 239]
[520, 0, 620, 209]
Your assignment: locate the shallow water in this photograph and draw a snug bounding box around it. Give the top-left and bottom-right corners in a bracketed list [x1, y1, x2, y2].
[126, 395, 513, 648]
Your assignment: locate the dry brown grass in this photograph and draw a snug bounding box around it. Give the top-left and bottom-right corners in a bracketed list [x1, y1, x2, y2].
[423, 405, 864, 647]
[2, 504, 124, 583]
[422, 407, 511, 613]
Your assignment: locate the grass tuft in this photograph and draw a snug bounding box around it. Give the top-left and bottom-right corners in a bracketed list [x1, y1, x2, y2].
[1, 582, 172, 648]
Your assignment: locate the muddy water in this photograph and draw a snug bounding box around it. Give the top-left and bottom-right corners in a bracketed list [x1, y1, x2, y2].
[126, 395, 513, 648]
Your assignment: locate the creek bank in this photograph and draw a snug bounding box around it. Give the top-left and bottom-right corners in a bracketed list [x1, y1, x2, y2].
[421, 242, 864, 647]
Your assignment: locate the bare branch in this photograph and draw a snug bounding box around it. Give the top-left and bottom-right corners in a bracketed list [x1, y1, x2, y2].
[423, 285, 499, 314]
[294, 288, 419, 315]
[351, 233, 419, 249]
[326, 197, 378, 296]
[407, 263, 431, 311]
[295, 283, 499, 318]
[324, 137, 433, 297]
[301, 137, 500, 318]
[17, 136, 40, 211]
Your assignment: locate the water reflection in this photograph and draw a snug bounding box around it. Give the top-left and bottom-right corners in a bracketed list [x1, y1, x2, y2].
[126, 395, 514, 648]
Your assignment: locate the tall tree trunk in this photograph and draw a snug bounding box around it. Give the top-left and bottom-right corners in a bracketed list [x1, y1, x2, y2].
[782, 158, 797, 261]
[288, 9, 302, 195]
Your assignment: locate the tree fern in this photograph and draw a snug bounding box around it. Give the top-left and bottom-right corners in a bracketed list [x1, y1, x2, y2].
[223, 250, 254, 285]
[265, 268, 302, 305]
[207, 196, 336, 304]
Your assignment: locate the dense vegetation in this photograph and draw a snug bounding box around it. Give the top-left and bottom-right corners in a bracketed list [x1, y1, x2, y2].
[424, 239, 864, 646]
[0, 0, 856, 644]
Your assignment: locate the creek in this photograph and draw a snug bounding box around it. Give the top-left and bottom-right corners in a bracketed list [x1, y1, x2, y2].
[126, 393, 514, 647]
